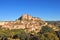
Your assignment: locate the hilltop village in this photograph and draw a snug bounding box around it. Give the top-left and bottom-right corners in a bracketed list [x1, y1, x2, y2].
[0, 14, 59, 32]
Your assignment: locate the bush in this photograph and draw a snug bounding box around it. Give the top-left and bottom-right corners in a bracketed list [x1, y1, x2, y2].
[12, 34, 19, 39]
[20, 30, 27, 40]
[55, 31, 60, 40]
[0, 35, 8, 40]
[29, 34, 40, 40]
[39, 34, 45, 40]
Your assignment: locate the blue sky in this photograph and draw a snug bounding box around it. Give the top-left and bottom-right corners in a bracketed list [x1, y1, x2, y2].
[0, 0, 60, 21]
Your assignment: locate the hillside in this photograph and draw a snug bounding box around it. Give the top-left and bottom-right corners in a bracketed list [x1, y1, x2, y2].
[0, 14, 59, 33]
[0, 14, 60, 40]
[17, 14, 60, 32]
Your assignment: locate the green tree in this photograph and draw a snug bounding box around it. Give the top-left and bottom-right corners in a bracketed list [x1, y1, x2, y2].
[40, 26, 55, 34]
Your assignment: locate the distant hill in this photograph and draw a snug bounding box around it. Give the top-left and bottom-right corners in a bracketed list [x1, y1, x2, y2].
[46, 21, 60, 27]
[46, 21, 60, 31]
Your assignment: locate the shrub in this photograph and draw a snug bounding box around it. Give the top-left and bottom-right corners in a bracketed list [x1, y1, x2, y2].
[0, 35, 8, 40]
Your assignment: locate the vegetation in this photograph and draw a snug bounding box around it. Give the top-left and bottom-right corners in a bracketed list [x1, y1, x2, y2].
[40, 26, 55, 33]
[0, 26, 60, 40]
